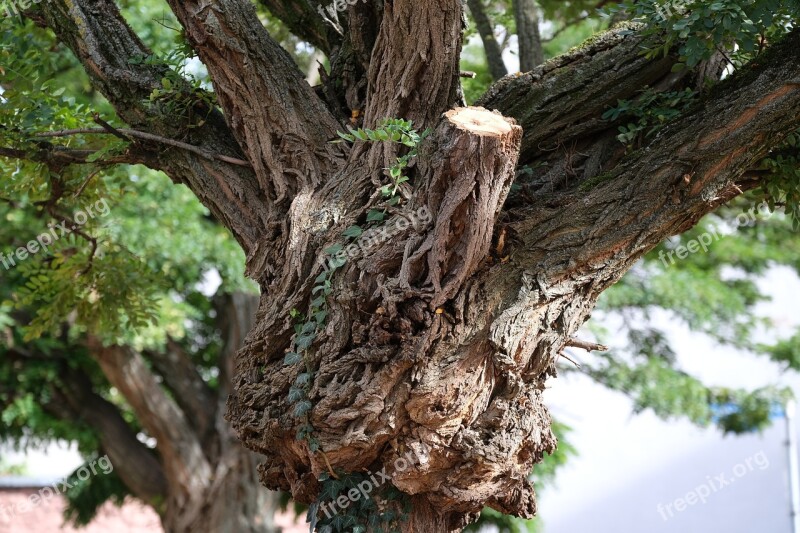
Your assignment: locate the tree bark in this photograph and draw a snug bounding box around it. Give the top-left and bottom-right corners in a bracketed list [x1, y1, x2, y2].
[48, 371, 169, 505]
[513, 0, 544, 72]
[79, 292, 281, 533]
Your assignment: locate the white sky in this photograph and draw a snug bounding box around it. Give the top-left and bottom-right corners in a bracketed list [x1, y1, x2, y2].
[541, 266, 800, 532]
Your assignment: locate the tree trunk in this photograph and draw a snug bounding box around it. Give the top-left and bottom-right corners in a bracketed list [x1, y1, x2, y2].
[165, 438, 280, 533]
[26, 1, 800, 530]
[466, 0, 509, 80]
[513, 0, 544, 71]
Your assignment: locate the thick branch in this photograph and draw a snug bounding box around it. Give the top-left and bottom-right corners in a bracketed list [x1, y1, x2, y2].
[87, 339, 213, 502]
[145, 339, 217, 443]
[478, 26, 677, 168]
[401, 107, 523, 307]
[513, 30, 800, 274]
[466, 0, 508, 80]
[165, 0, 348, 204]
[363, 0, 465, 130]
[483, 29, 800, 385]
[36, 0, 269, 251]
[50, 371, 168, 505]
[257, 0, 338, 55]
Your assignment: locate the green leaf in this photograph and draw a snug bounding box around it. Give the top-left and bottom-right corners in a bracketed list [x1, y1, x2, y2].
[293, 400, 313, 417]
[329, 255, 347, 269]
[343, 225, 363, 238]
[337, 131, 355, 142]
[295, 333, 316, 350]
[295, 372, 312, 386]
[367, 210, 386, 222]
[288, 386, 306, 403]
[284, 351, 301, 365]
[324, 243, 343, 255]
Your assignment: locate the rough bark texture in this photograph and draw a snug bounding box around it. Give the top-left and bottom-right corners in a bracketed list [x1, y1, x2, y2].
[18, 1, 800, 531]
[513, 0, 545, 71]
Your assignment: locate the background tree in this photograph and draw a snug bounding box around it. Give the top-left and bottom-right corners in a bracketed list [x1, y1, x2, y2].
[1, 1, 800, 532]
[0, 167, 283, 530]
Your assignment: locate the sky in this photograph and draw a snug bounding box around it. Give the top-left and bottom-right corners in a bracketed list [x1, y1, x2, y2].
[540, 266, 800, 533]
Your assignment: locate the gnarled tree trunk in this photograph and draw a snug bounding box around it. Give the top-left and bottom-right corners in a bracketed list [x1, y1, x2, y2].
[26, 0, 800, 530]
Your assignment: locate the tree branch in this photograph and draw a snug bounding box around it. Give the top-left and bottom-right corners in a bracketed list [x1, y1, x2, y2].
[50, 370, 169, 505]
[565, 337, 608, 352]
[482, 30, 800, 377]
[33, 128, 251, 167]
[257, 0, 339, 55]
[0, 144, 145, 168]
[479, 27, 678, 169]
[36, 0, 271, 252]
[144, 339, 217, 445]
[87, 338, 213, 501]
[164, 0, 349, 205]
[514, 30, 800, 265]
[363, 0, 465, 130]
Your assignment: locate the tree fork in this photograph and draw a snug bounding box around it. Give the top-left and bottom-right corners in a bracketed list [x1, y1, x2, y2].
[229, 107, 553, 531]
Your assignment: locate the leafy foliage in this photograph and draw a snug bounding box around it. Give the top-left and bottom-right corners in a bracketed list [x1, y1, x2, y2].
[603, 87, 698, 147]
[62, 461, 129, 527]
[756, 128, 800, 229]
[336, 118, 431, 199]
[605, 0, 799, 69]
[309, 471, 411, 533]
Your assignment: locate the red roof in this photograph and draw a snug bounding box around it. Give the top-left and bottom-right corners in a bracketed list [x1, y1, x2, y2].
[0, 489, 160, 532]
[0, 489, 306, 532]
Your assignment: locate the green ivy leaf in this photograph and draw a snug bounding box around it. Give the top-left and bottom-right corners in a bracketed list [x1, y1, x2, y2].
[284, 351, 301, 365]
[343, 225, 363, 238]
